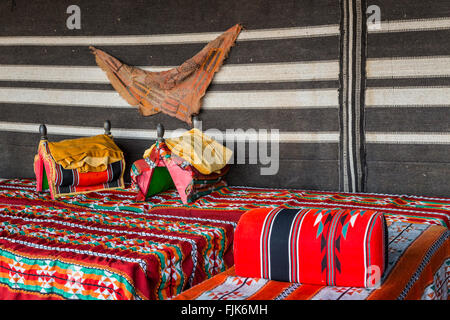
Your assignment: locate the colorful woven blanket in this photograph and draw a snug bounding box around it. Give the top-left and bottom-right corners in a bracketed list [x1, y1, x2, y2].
[34, 139, 125, 199]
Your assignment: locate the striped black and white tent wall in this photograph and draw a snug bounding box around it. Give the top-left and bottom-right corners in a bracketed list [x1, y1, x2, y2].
[0, 0, 448, 197]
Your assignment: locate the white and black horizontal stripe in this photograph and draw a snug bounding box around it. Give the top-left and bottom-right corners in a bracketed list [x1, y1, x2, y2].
[365, 108, 450, 133]
[0, 61, 340, 83]
[0, 88, 339, 109]
[365, 0, 450, 22]
[2, 14, 448, 43]
[367, 78, 450, 88]
[0, 105, 340, 132]
[0, 0, 341, 36]
[369, 17, 450, 33]
[368, 29, 450, 58]
[366, 144, 449, 163]
[0, 80, 340, 92]
[0, 25, 340, 46]
[365, 87, 450, 107]
[0, 132, 340, 162]
[366, 56, 450, 79]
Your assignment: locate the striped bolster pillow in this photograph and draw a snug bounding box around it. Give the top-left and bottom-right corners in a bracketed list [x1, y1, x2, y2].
[234, 207, 388, 288]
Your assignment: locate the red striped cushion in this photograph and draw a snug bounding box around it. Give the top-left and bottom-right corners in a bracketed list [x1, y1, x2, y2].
[234, 207, 388, 288]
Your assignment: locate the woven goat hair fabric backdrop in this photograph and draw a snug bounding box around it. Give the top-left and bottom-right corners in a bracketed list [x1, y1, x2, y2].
[0, 0, 449, 197]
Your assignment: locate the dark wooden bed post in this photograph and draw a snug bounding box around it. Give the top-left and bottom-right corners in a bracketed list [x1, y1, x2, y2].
[104, 120, 111, 136]
[157, 123, 165, 142]
[39, 124, 48, 140]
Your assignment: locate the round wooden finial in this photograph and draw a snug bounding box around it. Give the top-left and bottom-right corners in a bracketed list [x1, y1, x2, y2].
[104, 120, 111, 135]
[156, 123, 165, 142]
[39, 124, 47, 140]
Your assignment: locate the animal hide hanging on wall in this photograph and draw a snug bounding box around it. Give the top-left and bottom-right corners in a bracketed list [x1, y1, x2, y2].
[90, 24, 242, 125]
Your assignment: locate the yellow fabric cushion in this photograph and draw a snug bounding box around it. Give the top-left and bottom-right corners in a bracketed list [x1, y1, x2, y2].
[143, 128, 232, 175]
[46, 134, 123, 173]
